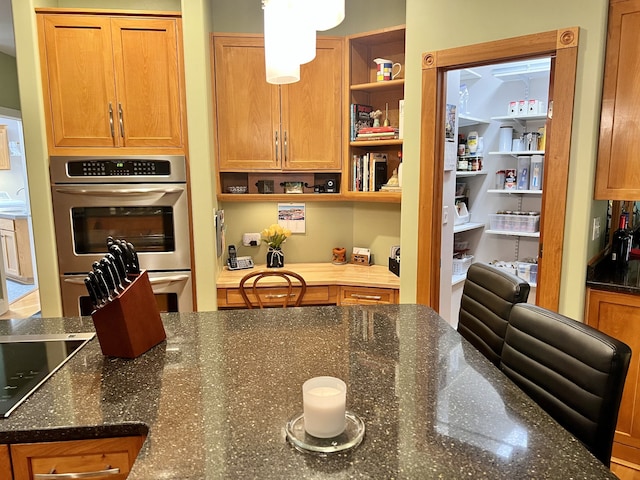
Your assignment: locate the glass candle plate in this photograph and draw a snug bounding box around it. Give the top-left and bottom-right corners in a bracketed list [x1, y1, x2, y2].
[285, 411, 365, 455]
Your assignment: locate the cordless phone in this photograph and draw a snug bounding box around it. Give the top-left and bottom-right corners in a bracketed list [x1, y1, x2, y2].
[227, 245, 254, 270]
[227, 245, 238, 269]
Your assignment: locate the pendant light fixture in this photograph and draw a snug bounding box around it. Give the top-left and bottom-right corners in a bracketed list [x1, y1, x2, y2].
[262, 0, 345, 85]
[313, 0, 345, 31]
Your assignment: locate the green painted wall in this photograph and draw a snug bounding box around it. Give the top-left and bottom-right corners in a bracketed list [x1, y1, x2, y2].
[0, 52, 20, 110]
[401, 0, 609, 319]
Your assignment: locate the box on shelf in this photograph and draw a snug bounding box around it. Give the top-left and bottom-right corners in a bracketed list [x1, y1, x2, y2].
[517, 262, 538, 284]
[489, 213, 540, 233]
[454, 202, 470, 225]
[452, 255, 474, 275]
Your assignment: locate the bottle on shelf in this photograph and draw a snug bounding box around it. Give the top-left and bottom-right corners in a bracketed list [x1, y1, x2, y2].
[611, 213, 632, 271]
[459, 83, 469, 114]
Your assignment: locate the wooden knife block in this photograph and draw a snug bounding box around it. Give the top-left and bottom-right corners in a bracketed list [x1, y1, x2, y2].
[91, 270, 166, 358]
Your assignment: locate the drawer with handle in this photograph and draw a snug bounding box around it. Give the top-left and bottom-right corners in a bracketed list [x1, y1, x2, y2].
[337, 286, 399, 305]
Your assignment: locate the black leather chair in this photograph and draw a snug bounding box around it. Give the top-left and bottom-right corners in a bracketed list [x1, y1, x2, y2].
[501, 303, 631, 467]
[458, 262, 530, 367]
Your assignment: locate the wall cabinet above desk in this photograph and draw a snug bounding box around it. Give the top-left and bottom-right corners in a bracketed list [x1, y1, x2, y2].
[37, 10, 186, 155]
[212, 34, 343, 197]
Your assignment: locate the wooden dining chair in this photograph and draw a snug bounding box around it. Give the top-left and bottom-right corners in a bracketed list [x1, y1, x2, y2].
[501, 303, 631, 467]
[458, 262, 530, 367]
[238, 270, 307, 309]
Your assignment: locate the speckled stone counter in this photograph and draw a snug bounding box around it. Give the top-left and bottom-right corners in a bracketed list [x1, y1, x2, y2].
[0, 305, 615, 479]
[587, 255, 640, 294]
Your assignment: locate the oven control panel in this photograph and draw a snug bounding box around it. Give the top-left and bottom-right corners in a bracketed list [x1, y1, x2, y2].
[67, 159, 172, 177]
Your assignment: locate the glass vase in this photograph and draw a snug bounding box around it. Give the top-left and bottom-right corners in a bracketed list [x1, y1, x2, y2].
[266, 246, 284, 268]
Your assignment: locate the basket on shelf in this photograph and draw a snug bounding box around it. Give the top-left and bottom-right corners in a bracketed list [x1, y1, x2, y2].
[452, 255, 474, 275]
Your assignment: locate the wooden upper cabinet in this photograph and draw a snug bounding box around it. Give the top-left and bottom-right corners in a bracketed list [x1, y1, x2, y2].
[595, 0, 640, 199]
[0, 125, 10, 170]
[282, 38, 343, 170]
[212, 35, 343, 172]
[38, 13, 185, 154]
[213, 36, 280, 171]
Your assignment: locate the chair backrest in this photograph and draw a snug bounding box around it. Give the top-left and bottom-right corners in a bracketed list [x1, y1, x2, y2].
[238, 270, 307, 309]
[458, 262, 530, 367]
[501, 303, 631, 467]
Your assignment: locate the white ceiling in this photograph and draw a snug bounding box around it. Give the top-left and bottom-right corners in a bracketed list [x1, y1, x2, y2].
[0, 0, 15, 57]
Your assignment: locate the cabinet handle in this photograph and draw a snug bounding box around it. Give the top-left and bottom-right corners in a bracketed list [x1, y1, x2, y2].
[34, 466, 120, 479]
[274, 130, 279, 162]
[283, 130, 288, 163]
[350, 294, 382, 300]
[108, 103, 115, 138]
[265, 293, 296, 299]
[118, 103, 125, 138]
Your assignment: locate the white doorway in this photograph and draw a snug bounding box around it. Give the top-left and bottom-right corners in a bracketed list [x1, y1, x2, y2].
[0, 108, 39, 313]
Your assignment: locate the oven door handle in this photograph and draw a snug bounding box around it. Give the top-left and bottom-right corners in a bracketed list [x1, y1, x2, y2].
[53, 187, 184, 196]
[64, 274, 189, 286]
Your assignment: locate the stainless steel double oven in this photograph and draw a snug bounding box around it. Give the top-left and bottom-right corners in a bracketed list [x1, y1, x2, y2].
[50, 155, 193, 316]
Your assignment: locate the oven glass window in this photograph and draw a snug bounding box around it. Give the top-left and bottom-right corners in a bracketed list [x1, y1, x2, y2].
[72, 207, 175, 254]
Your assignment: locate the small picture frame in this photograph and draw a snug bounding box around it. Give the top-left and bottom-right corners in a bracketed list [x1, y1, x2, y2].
[256, 180, 274, 194]
[281, 181, 304, 194]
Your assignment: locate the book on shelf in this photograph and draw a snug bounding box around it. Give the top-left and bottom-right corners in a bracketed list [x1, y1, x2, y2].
[354, 134, 400, 141]
[357, 130, 399, 138]
[350, 104, 374, 141]
[351, 153, 388, 192]
[370, 153, 388, 192]
[358, 126, 398, 134]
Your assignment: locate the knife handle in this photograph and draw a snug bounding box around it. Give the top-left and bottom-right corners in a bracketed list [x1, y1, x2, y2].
[89, 270, 110, 303]
[99, 258, 120, 295]
[105, 253, 125, 290]
[126, 242, 141, 274]
[84, 276, 100, 310]
[109, 245, 131, 284]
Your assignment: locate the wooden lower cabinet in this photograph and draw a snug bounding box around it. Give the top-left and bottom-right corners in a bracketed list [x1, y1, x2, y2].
[585, 288, 640, 465]
[10, 436, 145, 480]
[337, 286, 399, 305]
[0, 445, 12, 480]
[0, 218, 34, 284]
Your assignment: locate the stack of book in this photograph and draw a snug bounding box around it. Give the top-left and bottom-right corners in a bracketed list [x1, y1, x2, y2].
[350, 104, 374, 141]
[355, 126, 400, 141]
[351, 153, 388, 192]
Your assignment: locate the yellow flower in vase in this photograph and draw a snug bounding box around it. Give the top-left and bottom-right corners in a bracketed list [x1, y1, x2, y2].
[261, 224, 291, 267]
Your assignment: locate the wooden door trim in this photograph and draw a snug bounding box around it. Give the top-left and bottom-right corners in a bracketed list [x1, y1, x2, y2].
[417, 27, 579, 311]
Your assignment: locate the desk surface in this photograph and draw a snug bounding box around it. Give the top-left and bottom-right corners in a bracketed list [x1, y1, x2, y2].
[216, 262, 400, 289]
[0, 306, 613, 479]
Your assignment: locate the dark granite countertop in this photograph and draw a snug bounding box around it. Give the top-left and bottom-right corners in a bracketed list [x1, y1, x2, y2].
[587, 255, 640, 294]
[0, 305, 614, 479]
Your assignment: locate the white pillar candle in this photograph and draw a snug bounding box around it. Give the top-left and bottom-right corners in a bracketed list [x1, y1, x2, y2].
[302, 376, 346, 438]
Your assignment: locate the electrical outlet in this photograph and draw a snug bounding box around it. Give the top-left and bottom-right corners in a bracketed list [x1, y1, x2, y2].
[592, 217, 601, 241]
[443, 206, 448, 225]
[242, 233, 261, 246]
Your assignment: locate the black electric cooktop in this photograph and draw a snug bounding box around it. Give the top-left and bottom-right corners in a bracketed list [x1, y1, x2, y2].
[0, 333, 95, 418]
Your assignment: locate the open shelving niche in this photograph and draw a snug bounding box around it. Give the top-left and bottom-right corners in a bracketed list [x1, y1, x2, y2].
[344, 25, 406, 204]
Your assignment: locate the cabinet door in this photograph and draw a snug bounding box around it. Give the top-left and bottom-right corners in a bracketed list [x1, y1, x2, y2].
[0, 228, 19, 278]
[213, 36, 281, 171]
[40, 15, 117, 148]
[595, 0, 640, 199]
[111, 18, 184, 148]
[0, 445, 10, 480]
[282, 37, 343, 170]
[586, 288, 640, 464]
[11, 436, 144, 480]
[0, 126, 9, 170]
